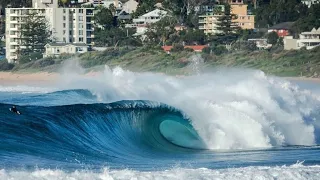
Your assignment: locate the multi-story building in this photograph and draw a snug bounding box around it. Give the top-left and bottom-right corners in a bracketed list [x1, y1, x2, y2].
[284, 28, 320, 50]
[229, 0, 255, 30]
[198, 0, 254, 35]
[198, 5, 225, 35]
[5, 0, 94, 62]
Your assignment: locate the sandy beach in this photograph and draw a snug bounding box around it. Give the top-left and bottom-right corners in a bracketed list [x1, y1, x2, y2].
[0, 72, 60, 85]
[1, 72, 320, 85]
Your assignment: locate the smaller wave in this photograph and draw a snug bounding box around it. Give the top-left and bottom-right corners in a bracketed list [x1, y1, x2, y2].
[1, 163, 319, 180]
[0, 85, 56, 93]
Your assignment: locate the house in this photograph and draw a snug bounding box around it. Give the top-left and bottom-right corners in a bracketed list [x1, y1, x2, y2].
[302, 0, 320, 8]
[284, 27, 320, 50]
[162, 45, 208, 53]
[5, 0, 94, 63]
[43, 43, 88, 58]
[248, 39, 272, 49]
[125, 9, 167, 36]
[268, 22, 294, 37]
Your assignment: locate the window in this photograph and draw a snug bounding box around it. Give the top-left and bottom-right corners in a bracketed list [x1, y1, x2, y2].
[79, 9, 83, 13]
[63, 16, 66, 21]
[63, 37, 66, 42]
[248, 16, 251, 20]
[63, 23, 66, 28]
[79, 37, 83, 42]
[79, 16, 83, 21]
[79, 23, 83, 28]
[63, 30, 66, 35]
[79, 30, 83, 35]
[63, 9, 66, 13]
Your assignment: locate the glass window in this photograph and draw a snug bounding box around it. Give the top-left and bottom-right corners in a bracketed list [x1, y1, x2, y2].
[79, 16, 83, 21]
[79, 9, 83, 13]
[63, 16, 66, 21]
[79, 30, 83, 35]
[63, 23, 66, 28]
[79, 37, 83, 42]
[79, 23, 83, 28]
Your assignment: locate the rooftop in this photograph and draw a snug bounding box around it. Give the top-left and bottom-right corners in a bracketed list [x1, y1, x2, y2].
[269, 22, 295, 30]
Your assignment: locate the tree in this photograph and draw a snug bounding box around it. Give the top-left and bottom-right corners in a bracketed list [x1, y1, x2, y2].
[145, 16, 178, 45]
[214, 4, 240, 45]
[0, 0, 31, 8]
[162, 0, 210, 24]
[94, 6, 115, 30]
[132, 0, 157, 18]
[254, 0, 307, 28]
[20, 11, 51, 55]
[266, 31, 279, 45]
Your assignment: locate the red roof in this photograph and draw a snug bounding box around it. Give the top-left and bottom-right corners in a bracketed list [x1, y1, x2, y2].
[162, 45, 208, 52]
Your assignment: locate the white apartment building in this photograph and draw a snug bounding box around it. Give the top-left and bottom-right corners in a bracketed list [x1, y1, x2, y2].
[6, 0, 94, 62]
[284, 28, 320, 50]
[125, 9, 167, 36]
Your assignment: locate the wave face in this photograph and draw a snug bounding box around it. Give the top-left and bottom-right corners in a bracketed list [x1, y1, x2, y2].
[0, 100, 207, 169]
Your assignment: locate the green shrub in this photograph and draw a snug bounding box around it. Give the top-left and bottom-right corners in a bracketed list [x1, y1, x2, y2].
[171, 44, 184, 52]
[202, 47, 212, 54]
[213, 45, 227, 55]
[19, 52, 43, 64]
[33, 58, 55, 68]
[0, 60, 15, 71]
[184, 48, 194, 52]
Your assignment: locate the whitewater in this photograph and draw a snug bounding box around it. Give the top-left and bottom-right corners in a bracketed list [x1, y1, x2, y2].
[1, 62, 320, 179]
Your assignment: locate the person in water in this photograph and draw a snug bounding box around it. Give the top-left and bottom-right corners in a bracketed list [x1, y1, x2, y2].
[10, 105, 21, 114]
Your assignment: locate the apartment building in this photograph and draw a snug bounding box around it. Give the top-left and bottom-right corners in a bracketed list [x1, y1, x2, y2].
[229, 0, 255, 30]
[6, 0, 94, 62]
[198, 5, 225, 35]
[198, 0, 254, 35]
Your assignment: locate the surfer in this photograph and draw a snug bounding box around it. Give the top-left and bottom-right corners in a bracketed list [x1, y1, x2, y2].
[10, 105, 21, 115]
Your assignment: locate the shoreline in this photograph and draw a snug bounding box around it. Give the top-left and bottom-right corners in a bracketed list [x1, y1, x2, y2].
[1, 72, 320, 85]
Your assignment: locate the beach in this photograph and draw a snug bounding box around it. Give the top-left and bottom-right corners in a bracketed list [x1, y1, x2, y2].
[1, 72, 320, 85]
[0, 72, 104, 85]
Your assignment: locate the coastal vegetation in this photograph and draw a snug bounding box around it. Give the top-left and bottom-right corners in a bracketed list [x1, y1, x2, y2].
[2, 46, 319, 78]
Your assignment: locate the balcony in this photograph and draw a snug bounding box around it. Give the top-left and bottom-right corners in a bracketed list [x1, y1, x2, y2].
[9, 34, 19, 38]
[10, 27, 18, 31]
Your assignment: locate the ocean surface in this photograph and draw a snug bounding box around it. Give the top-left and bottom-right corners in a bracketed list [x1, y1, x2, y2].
[1, 67, 320, 179]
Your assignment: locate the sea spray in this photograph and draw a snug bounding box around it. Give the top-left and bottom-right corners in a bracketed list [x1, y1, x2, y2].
[44, 65, 320, 149]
